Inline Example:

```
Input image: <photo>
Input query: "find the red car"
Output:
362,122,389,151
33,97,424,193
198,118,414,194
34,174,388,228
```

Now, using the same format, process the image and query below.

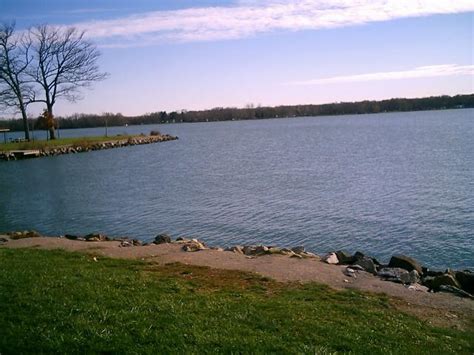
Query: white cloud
287,64,474,85
66,0,474,47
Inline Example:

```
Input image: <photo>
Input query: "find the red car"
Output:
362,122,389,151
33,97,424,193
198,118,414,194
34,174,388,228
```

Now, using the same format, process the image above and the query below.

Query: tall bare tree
0,22,35,140
28,25,108,139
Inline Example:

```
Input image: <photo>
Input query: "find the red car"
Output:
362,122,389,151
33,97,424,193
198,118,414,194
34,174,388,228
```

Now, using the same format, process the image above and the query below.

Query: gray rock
291,246,305,254
154,234,171,244
254,245,269,255
348,264,365,271
84,233,109,242
290,253,303,259
343,267,357,278
425,274,461,291
64,234,79,240
182,240,206,252
438,285,474,299
455,271,474,294
353,256,377,275
378,267,417,284
225,246,244,254
409,270,420,284
335,250,354,264
388,254,423,274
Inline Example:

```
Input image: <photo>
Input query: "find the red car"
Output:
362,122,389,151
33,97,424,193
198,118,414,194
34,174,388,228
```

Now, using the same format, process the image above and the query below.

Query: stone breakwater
3,230,473,299
0,134,177,161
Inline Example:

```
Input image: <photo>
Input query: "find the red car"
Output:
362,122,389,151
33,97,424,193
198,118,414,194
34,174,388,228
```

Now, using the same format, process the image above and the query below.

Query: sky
0,0,473,117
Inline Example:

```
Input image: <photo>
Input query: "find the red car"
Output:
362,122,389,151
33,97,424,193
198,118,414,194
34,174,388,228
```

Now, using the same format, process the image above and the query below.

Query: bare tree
0,22,35,140
28,25,108,139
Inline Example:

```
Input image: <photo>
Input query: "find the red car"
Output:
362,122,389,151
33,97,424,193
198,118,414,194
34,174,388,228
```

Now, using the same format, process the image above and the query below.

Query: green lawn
0,135,133,151
0,248,472,354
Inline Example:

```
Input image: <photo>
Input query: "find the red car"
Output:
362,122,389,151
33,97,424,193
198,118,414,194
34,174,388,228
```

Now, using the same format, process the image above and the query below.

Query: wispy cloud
286,64,474,85
66,0,474,47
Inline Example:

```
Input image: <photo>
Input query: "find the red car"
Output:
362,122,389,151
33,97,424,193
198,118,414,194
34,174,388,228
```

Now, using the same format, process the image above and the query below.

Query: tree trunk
19,101,30,141
47,104,56,140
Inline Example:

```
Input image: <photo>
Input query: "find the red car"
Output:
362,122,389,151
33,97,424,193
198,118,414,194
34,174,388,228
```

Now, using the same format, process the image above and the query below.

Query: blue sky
0,0,473,116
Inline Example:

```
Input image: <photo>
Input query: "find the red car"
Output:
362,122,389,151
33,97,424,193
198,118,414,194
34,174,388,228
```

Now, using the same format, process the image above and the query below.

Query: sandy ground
2,236,473,331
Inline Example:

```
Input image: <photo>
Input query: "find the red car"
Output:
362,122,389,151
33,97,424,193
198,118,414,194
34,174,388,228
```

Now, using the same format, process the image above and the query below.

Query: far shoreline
1,94,472,133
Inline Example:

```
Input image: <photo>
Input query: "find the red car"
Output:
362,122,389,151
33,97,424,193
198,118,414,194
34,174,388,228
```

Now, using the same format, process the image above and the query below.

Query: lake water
1,109,473,269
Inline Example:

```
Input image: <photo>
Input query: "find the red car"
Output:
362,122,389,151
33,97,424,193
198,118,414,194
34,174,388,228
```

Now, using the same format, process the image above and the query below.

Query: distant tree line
1,94,473,132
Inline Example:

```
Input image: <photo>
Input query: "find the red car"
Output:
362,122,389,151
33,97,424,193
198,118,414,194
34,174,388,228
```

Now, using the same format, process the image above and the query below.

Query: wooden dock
1,150,41,160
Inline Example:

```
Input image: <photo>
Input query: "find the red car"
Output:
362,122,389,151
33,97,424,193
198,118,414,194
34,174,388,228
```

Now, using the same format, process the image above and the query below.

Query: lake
1,109,473,269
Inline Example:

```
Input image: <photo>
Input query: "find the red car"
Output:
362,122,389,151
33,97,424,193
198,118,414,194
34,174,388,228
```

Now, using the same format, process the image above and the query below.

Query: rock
438,285,474,299
409,270,420,284
242,246,255,256
300,251,320,259
335,250,353,264
348,264,365,271
8,230,42,240
119,240,132,247
323,252,339,264
153,234,171,244
425,274,461,291
343,267,357,278
388,254,422,274
64,234,79,240
353,256,377,274
85,233,109,242
0,237,9,244
290,253,303,259
175,237,190,243
353,251,366,260
267,247,284,255
210,247,224,251
291,246,305,254
378,267,417,284
132,239,142,246
422,268,444,277
225,245,244,254
255,245,269,255
455,271,474,294
406,283,429,292
182,241,206,252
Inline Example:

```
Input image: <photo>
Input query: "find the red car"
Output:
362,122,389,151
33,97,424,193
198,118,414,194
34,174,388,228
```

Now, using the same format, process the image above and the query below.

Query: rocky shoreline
3,230,473,299
0,134,177,161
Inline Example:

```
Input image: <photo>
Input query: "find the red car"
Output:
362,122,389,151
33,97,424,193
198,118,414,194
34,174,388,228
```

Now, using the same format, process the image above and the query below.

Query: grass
0,135,134,151
0,248,472,354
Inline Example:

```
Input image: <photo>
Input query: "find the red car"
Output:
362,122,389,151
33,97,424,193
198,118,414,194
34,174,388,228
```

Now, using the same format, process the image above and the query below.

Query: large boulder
323,252,339,264
388,255,422,274
335,250,353,265
378,267,418,284
154,234,172,244
455,271,474,294
353,257,377,275
424,273,461,291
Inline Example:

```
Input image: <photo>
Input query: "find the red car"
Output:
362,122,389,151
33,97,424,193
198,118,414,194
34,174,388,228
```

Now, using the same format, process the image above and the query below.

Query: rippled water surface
1,109,473,269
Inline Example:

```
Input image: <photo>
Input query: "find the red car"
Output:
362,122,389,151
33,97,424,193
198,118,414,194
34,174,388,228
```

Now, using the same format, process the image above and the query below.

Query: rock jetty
2,230,473,299
0,134,177,161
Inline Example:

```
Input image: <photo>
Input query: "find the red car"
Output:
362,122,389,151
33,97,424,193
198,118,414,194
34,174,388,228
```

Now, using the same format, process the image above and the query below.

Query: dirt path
2,236,473,331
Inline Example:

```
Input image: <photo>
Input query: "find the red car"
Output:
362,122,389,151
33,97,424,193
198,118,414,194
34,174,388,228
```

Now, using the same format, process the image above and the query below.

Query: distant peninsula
1,94,473,132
